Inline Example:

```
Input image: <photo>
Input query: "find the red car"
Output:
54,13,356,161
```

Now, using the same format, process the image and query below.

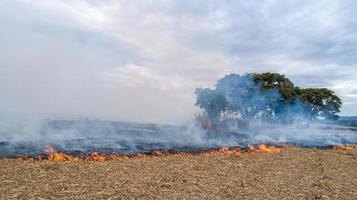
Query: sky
0,0,357,124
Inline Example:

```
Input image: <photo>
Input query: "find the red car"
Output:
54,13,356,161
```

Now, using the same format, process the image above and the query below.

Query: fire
17,144,357,161
204,147,243,156
248,144,281,153
15,144,357,161
45,146,132,161
186,144,281,156
43,145,77,161
18,144,283,161
332,145,357,151
17,144,283,161
39,145,185,161
48,152,76,161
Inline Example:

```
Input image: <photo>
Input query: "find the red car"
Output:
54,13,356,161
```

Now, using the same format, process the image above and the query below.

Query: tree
253,72,298,103
297,88,342,120
195,73,342,125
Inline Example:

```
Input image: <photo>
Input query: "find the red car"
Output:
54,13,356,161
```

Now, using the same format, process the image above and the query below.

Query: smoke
194,73,357,147
196,73,311,123
0,107,43,143
0,116,223,156
0,74,356,157
0,115,356,157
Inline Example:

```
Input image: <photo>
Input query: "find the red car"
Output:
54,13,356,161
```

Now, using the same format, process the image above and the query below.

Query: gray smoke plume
0,74,356,157
0,114,356,157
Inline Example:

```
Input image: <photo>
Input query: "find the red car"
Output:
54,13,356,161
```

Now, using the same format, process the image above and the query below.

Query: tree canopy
253,72,297,103
195,73,342,124
297,88,342,120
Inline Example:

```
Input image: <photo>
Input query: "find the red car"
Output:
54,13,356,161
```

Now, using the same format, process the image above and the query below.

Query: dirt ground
0,147,356,200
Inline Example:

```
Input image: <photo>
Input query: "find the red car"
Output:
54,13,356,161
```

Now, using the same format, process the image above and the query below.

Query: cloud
0,0,357,124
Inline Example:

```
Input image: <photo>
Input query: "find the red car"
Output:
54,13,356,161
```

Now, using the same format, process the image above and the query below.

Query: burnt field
1,147,356,199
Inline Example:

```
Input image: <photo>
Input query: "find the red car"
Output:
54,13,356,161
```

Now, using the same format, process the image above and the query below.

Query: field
0,147,356,200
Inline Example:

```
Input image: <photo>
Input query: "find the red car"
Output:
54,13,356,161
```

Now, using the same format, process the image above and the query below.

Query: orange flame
332,145,357,151
16,144,317,161
203,146,243,156
248,144,281,153
16,144,357,161
43,145,77,161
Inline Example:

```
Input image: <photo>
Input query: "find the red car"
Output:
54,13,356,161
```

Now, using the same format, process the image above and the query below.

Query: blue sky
0,0,357,123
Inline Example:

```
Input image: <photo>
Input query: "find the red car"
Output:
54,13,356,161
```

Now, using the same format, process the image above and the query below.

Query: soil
0,147,356,199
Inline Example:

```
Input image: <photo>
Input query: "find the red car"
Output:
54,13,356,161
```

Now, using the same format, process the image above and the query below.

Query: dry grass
0,147,356,199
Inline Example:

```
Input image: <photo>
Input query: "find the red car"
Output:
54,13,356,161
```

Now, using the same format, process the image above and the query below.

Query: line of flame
16,144,356,161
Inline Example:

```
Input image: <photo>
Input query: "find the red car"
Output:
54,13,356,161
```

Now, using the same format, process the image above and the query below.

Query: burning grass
13,144,357,162
332,145,357,151
17,144,283,161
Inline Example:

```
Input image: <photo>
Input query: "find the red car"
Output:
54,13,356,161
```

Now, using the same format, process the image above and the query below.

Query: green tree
195,72,342,123
253,72,299,103
297,88,342,120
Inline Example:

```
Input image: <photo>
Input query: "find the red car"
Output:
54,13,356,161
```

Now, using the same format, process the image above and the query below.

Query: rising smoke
195,73,356,146
0,74,356,156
